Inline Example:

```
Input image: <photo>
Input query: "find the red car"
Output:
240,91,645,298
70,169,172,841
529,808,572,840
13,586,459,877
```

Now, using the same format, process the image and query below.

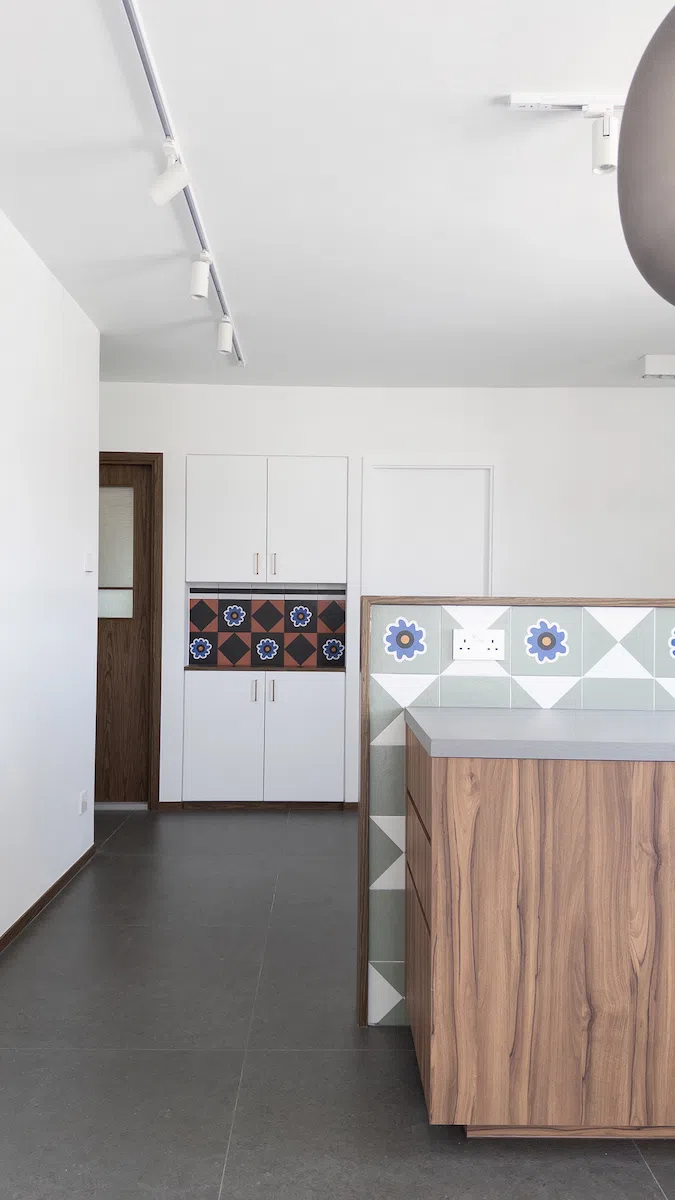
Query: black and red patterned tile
189,597,218,634
318,599,345,634
187,590,346,670
187,631,218,666
218,632,252,668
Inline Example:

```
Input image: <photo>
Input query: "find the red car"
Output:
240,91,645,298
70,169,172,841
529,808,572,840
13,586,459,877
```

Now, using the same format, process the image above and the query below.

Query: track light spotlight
217,316,233,355
150,138,189,206
592,112,618,174
190,253,212,300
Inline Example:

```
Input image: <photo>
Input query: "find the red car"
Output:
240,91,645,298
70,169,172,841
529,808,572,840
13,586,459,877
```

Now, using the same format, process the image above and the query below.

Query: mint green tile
369,821,403,886
440,676,510,707
372,959,406,995
655,680,675,710
621,611,654,676
369,890,405,962
370,604,441,674
582,679,654,710
655,608,675,677
441,606,511,674
376,997,409,1026
510,606,581,676
369,677,400,742
369,746,405,816
582,610,617,675
511,678,582,709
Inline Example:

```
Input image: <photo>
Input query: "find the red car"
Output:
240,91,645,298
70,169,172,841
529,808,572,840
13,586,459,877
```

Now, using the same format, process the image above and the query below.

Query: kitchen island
404,707,675,1138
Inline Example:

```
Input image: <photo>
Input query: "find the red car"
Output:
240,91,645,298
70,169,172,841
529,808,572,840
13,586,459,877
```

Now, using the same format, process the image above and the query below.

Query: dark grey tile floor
0,808,672,1198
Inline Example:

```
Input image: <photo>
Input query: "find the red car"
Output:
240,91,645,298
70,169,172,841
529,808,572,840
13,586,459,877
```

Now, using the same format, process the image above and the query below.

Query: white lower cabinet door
263,673,345,803
183,671,265,803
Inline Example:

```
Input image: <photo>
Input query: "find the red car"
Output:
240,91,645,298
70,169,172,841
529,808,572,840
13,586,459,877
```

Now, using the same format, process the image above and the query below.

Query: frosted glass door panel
98,589,133,618
99,487,134,586
361,466,490,596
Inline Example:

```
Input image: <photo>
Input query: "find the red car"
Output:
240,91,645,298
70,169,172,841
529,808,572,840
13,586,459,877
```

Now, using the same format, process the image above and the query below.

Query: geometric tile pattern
367,601,675,1025
187,593,345,670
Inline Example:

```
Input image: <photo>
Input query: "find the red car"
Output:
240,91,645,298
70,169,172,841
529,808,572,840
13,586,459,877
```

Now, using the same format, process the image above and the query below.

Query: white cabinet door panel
183,671,265,803
361,465,489,596
186,455,267,582
263,673,345,804
266,456,347,583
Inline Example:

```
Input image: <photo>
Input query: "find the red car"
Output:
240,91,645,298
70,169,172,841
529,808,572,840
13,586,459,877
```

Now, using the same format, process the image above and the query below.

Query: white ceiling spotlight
149,138,189,206
592,111,619,175
190,252,212,300
217,316,234,355
121,0,244,363
508,94,625,175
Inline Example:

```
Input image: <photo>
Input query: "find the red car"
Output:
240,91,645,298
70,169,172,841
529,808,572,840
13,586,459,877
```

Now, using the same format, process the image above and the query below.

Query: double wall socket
452,628,506,661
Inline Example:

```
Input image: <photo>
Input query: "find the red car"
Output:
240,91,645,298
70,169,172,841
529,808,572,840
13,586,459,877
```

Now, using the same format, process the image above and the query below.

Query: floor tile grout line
215,809,289,1200
633,1141,670,1200
95,813,134,853
0,817,132,964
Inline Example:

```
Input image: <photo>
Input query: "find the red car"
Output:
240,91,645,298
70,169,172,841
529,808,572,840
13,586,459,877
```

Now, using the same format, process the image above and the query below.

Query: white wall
0,211,99,938
100,383,675,805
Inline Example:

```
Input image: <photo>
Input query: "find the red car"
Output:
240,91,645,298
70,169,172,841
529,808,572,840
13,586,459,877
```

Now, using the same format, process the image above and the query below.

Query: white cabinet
266,456,348,583
183,671,345,804
263,673,345,804
361,465,490,596
186,455,267,582
183,671,265,803
185,455,347,583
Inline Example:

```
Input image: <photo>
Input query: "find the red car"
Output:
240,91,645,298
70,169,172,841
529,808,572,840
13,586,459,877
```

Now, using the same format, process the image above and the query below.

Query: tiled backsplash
187,589,346,670
366,601,675,1026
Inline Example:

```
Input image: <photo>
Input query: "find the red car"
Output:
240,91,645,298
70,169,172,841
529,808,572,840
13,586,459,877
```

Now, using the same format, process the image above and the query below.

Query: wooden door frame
99,452,163,811
357,594,675,1025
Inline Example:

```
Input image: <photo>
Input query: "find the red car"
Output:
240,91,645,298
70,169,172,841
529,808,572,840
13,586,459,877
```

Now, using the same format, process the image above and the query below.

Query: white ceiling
0,0,673,386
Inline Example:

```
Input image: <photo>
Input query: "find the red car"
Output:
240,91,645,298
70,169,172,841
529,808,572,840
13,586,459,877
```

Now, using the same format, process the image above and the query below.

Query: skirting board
183,801,357,811
466,1126,675,1139
0,845,95,956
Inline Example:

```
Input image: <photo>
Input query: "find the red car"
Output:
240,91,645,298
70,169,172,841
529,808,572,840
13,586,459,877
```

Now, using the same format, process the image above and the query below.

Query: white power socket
78,790,89,815
452,628,506,661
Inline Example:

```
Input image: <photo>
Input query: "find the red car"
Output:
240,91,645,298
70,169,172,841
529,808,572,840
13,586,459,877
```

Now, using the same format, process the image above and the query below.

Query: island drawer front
406,792,431,925
406,727,431,834
406,864,431,1107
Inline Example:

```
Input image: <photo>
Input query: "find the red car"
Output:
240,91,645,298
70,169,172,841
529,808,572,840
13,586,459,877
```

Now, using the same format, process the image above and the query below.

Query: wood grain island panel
405,731,675,1136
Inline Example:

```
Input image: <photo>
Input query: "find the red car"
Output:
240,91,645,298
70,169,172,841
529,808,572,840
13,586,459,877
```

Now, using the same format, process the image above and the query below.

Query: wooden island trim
405,726,675,1136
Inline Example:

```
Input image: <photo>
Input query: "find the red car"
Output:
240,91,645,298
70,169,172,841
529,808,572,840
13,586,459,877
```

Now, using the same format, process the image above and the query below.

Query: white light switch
452,628,506,661
84,552,95,573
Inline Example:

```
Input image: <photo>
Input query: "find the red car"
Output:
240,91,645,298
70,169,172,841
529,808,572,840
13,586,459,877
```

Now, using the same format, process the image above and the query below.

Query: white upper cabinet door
183,671,265,803
186,455,268,582
266,456,348,583
361,465,490,596
263,673,345,804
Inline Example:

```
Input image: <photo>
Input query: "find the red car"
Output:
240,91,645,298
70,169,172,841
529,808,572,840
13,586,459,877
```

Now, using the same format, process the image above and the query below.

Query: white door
266,456,348,583
263,673,345,803
183,671,265,802
186,455,268,582
361,465,490,595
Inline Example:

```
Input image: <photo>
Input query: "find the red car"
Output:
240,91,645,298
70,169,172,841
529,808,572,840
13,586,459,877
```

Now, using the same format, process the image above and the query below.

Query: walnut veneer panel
405,866,431,1105
421,756,675,1130
406,728,431,834
406,793,430,924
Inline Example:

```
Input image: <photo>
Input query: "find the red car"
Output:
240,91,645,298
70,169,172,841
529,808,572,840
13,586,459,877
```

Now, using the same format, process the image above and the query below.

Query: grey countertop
404,707,675,761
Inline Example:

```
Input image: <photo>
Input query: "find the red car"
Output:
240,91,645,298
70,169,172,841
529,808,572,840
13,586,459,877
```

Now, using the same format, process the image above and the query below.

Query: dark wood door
95,463,152,803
